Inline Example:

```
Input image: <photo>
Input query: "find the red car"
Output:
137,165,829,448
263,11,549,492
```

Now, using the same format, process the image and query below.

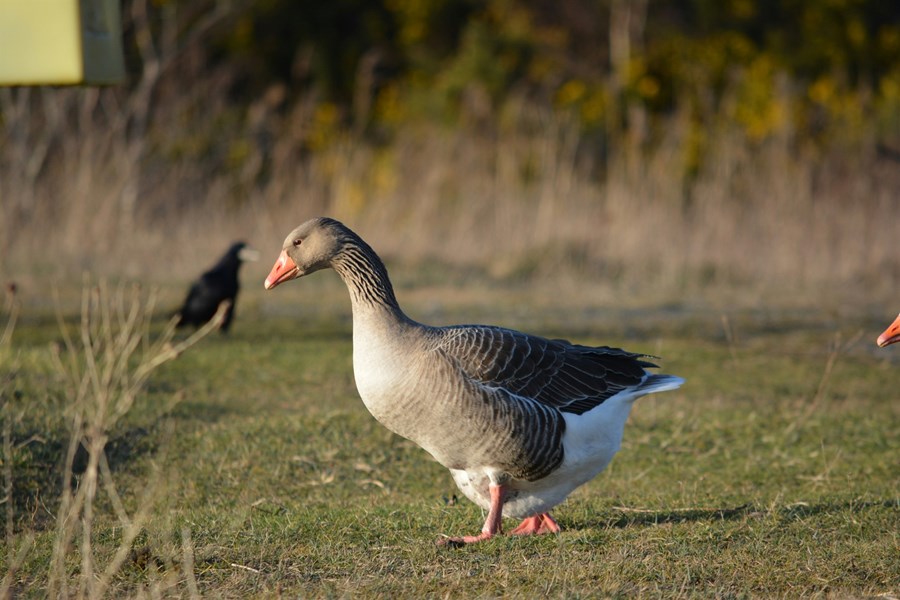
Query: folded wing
435,325,657,415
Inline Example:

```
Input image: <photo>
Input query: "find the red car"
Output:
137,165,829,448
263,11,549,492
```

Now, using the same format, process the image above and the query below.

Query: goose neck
332,240,402,315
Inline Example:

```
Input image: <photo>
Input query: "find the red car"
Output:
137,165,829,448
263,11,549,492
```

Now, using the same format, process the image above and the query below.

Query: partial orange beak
264,250,300,290
876,313,900,347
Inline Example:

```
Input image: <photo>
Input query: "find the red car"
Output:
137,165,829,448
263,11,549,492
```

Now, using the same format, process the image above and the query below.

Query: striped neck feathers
331,232,400,310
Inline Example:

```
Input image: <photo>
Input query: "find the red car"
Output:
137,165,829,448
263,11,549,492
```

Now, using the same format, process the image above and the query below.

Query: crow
176,242,258,333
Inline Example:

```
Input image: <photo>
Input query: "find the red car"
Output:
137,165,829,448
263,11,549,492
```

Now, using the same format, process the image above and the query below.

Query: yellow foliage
527,55,556,81
808,75,867,139
554,80,606,126
636,76,660,100
730,0,756,20
880,70,900,104
876,68,900,131
626,57,648,83
808,78,836,105
682,116,707,178
556,80,587,107
375,84,407,126
231,16,254,50
371,151,398,196
733,56,785,141
627,57,659,100
386,0,433,46
879,27,900,54
308,103,340,151
580,89,606,126
846,19,866,48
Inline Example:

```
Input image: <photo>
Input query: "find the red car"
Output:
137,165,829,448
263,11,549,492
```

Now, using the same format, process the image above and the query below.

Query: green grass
2,290,899,598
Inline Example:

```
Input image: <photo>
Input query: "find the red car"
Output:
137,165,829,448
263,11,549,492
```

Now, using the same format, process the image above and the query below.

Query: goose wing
434,325,656,415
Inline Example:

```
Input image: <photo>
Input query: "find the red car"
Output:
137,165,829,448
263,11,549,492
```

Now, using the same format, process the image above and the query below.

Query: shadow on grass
597,503,755,528
584,498,898,529
165,399,242,423
4,424,160,532
774,499,898,520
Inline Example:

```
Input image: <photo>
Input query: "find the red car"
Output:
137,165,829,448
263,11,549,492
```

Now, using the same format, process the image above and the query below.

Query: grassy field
3,7,899,596
1,277,899,598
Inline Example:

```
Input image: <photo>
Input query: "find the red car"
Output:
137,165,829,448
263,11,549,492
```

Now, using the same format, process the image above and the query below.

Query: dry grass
2,296,897,598
2,8,898,598
1,81,898,312
1,281,222,598
1,0,898,314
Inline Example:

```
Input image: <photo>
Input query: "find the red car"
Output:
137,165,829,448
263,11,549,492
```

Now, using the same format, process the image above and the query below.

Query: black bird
176,242,258,332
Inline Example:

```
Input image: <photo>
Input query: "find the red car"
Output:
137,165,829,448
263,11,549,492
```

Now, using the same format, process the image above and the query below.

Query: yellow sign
0,0,125,85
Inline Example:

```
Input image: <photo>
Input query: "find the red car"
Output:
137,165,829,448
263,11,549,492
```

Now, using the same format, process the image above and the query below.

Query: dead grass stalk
28,280,228,598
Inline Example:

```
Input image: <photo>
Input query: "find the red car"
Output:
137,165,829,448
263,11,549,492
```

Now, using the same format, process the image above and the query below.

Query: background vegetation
0,0,898,298
1,1,899,597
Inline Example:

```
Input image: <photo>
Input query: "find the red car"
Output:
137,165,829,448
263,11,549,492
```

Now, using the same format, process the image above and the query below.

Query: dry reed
0,280,226,598
0,2,897,306
1,86,897,306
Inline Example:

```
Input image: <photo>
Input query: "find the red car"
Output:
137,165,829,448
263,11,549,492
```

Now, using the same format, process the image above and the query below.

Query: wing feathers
437,325,662,416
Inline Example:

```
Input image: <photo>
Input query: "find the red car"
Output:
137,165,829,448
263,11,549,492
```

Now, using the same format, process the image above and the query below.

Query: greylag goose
877,313,900,347
264,217,685,545
176,241,258,333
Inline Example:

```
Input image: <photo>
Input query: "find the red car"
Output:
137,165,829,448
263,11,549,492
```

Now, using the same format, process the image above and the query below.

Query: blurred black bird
176,242,258,333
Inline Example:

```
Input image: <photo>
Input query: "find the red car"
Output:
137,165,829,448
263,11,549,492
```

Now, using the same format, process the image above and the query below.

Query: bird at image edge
877,313,900,347
264,217,685,545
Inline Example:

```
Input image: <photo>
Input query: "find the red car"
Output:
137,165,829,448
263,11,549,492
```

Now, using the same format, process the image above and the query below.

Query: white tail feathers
637,374,685,396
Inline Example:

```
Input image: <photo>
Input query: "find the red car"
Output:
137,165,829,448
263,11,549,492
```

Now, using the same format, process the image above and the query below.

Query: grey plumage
265,217,684,543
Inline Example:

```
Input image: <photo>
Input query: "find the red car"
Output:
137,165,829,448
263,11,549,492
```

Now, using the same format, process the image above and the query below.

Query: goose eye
293,239,302,247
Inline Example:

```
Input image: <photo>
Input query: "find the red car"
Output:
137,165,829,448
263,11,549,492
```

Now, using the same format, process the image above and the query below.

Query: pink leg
438,484,505,546
509,512,561,536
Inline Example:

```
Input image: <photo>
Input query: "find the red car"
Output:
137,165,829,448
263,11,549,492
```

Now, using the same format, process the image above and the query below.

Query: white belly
450,393,635,519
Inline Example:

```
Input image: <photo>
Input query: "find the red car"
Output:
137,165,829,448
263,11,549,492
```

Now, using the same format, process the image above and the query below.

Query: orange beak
876,313,900,348
264,250,300,290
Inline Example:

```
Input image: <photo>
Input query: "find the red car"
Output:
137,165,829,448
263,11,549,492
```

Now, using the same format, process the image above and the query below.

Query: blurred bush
195,0,900,148
2,0,899,293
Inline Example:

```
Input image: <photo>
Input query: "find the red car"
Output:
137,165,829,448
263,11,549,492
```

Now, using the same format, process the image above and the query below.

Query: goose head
264,217,346,290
